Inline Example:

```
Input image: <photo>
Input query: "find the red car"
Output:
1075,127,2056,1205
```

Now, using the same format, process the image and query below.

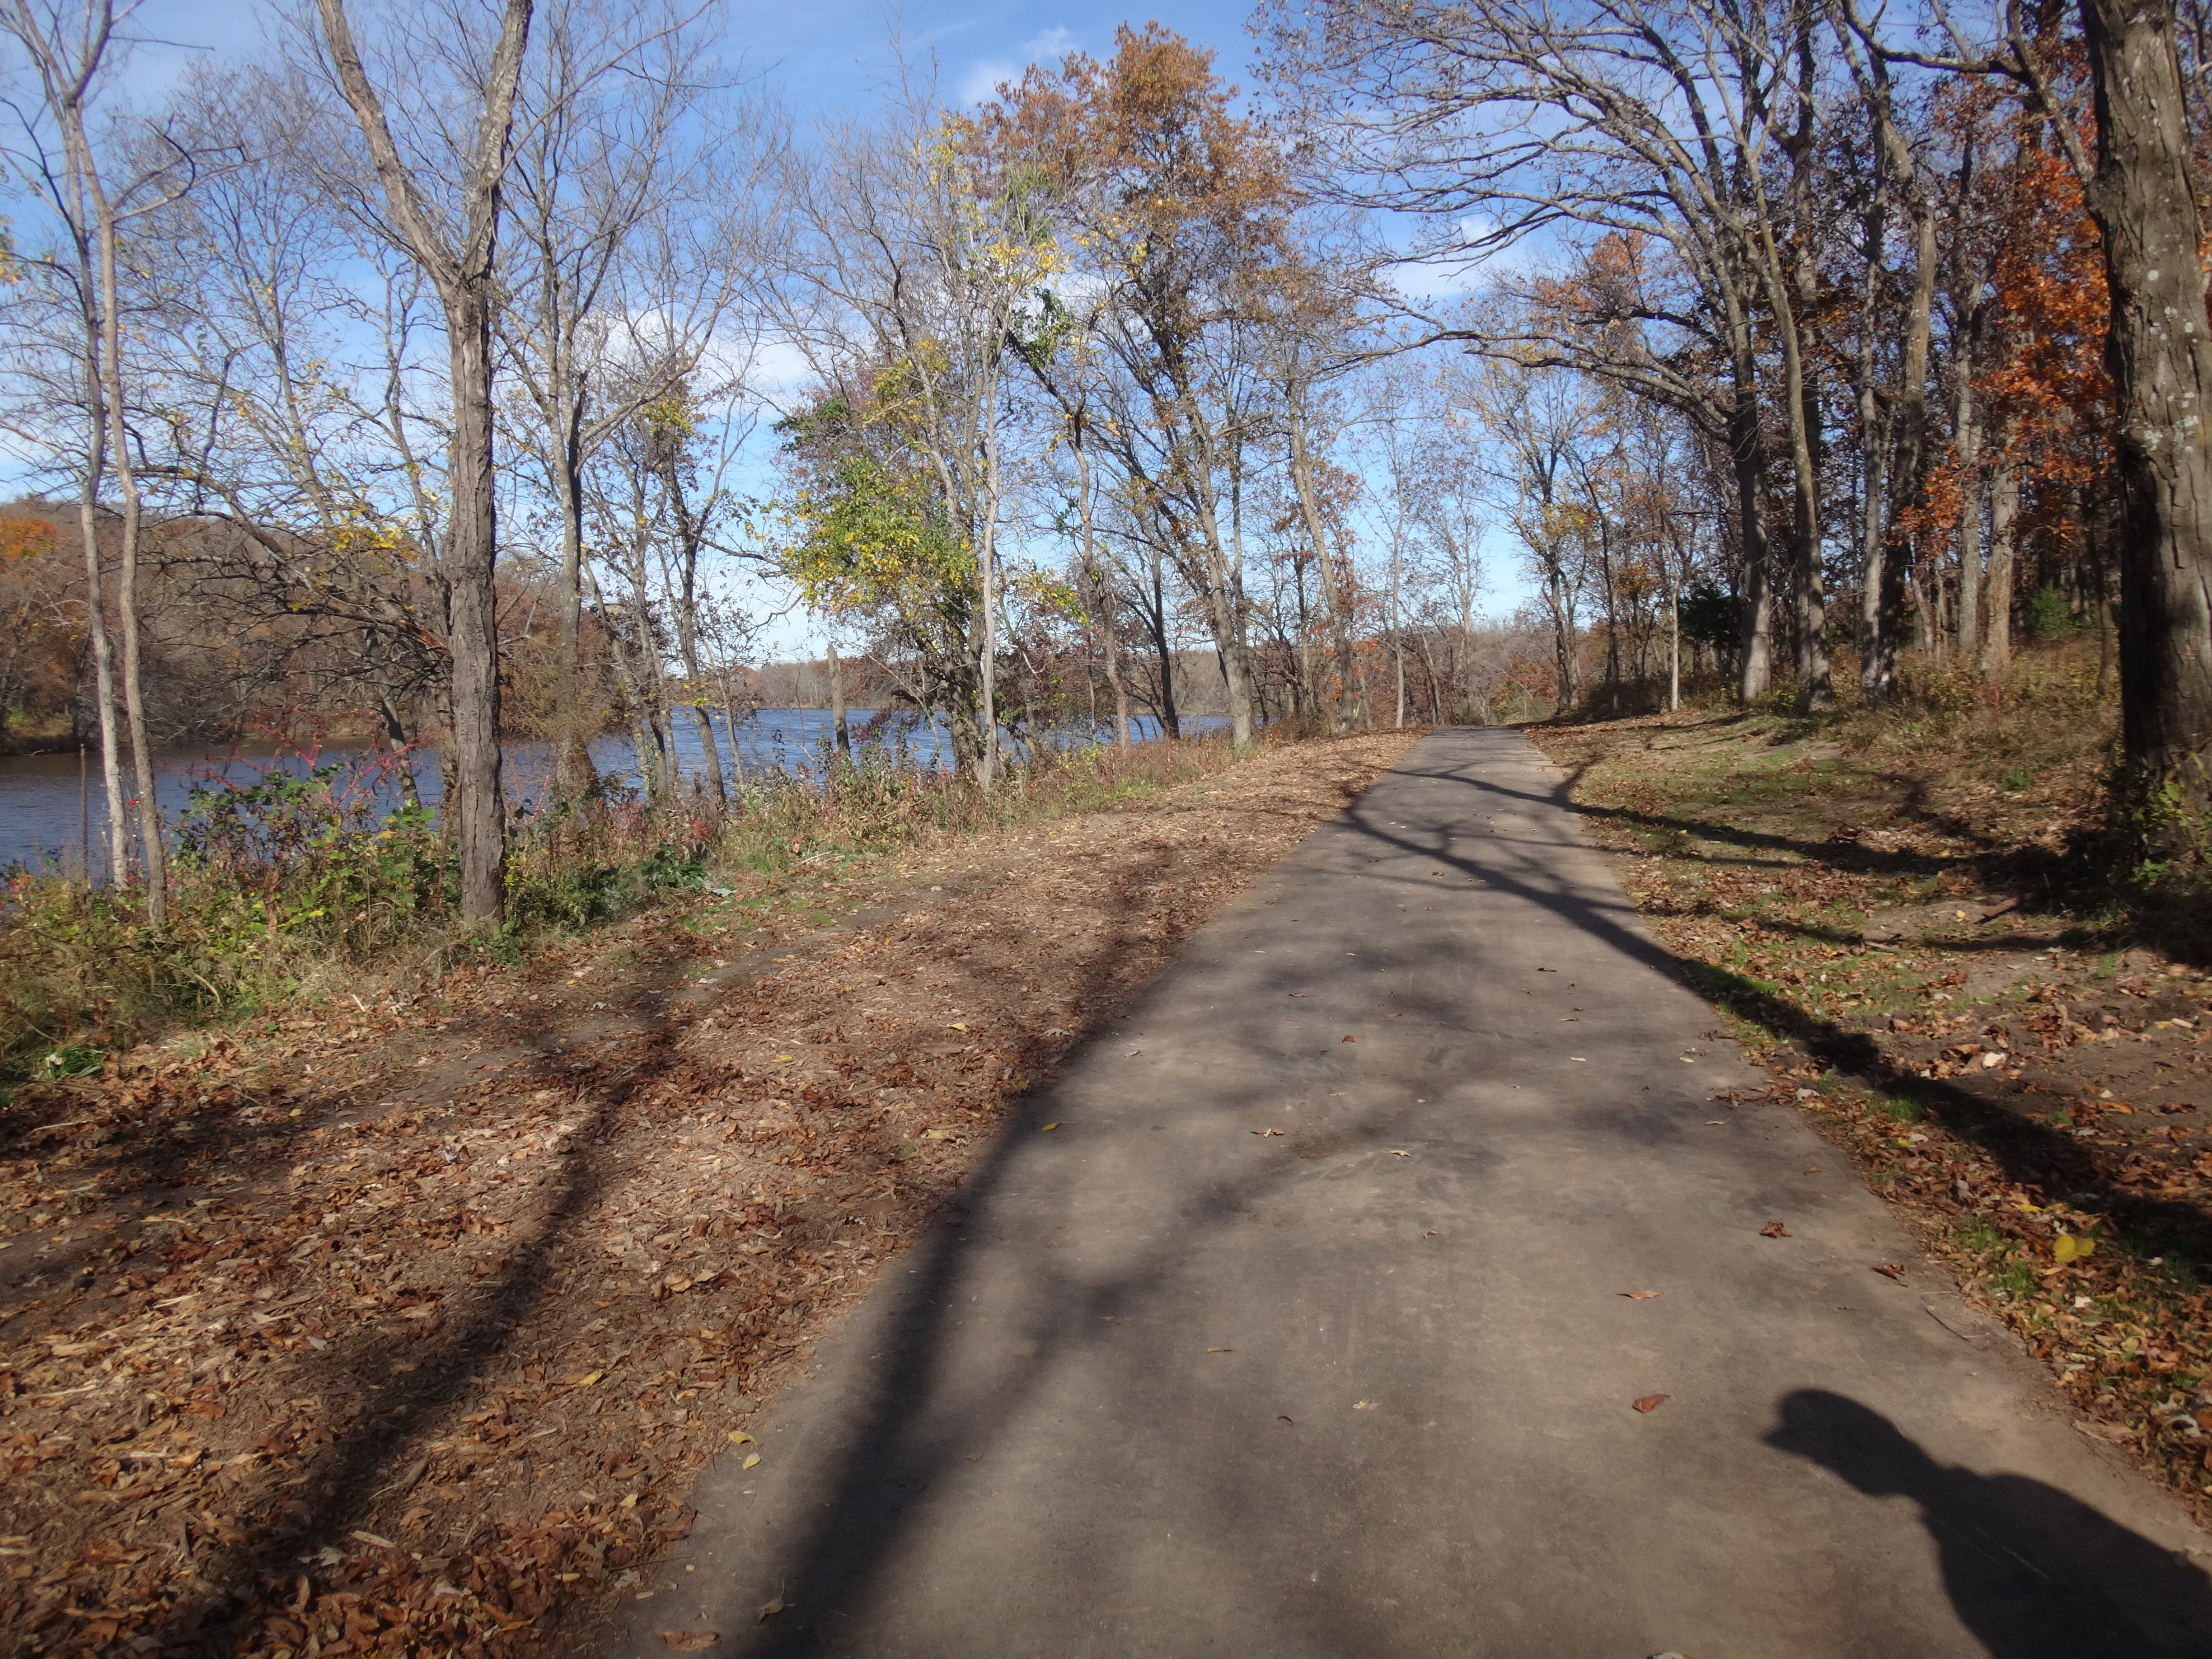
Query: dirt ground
0,730,1421,1658
1529,708,2212,1526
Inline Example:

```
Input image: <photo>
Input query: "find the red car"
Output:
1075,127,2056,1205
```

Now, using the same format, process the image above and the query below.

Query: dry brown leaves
1530,710,2212,1525
0,731,1418,1657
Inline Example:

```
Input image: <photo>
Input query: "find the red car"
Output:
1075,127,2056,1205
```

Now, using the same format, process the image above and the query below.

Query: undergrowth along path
598,727,2211,1659
1531,706,2212,1520
0,732,1416,1658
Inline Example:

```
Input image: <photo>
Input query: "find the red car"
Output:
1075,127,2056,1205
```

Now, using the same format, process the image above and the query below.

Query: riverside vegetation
1530,637,2212,1523
0,735,1237,1090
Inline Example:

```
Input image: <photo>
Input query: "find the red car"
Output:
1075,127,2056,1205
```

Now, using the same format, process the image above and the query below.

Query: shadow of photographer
1768,1390,2212,1657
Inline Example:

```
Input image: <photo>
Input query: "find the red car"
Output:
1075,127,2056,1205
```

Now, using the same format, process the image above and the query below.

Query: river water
0,708,1214,877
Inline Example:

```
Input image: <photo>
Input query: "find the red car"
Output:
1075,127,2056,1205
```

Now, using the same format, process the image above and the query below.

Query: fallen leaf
1760,1221,1790,1238
1206,1346,1234,1353
1621,1290,1661,1300
759,1600,788,1622
2054,1233,2097,1262
350,1530,396,1549
1251,1127,1284,1136
741,1453,762,1470
576,1371,604,1388
1353,1399,1376,1410
1341,1035,1356,1043
1040,1121,1059,1132
656,1634,720,1651
1388,1148,1411,1157
947,1023,969,1032
1873,1263,1906,1281
1277,1414,1294,1424
727,1431,756,1447
1632,1394,1670,1414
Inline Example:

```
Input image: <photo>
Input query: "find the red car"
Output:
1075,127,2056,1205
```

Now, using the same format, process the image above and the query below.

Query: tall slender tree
310,0,534,923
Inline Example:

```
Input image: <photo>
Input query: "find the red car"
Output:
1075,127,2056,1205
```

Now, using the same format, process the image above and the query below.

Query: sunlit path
593,729,2212,1659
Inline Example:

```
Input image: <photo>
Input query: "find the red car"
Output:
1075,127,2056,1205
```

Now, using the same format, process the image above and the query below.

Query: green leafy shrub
2025,586,2081,640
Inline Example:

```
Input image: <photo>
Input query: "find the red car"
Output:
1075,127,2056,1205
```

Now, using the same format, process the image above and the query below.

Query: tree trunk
1780,326,1828,708
1390,520,1406,729
1783,0,1831,711
444,289,509,919
829,639,850,754
2078,0,2212,829
1547,561,1578,713
975,499,1001,786
552,425,600,798
74,411,127,888
1144,547,1179,740
1982,445,2019,673
1954,354,1984,662
90,181,165,922
1855,223,1892,702
1070,424,1131,745
1729,366,1774,701
374,678,422,810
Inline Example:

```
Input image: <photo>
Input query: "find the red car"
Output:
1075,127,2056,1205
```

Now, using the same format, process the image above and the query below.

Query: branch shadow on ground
1367,747,2212,1281
683,731,2205,1659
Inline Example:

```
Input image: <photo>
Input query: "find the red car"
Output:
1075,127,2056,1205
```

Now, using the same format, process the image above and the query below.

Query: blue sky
741,3,1267,115
123,3,1270,120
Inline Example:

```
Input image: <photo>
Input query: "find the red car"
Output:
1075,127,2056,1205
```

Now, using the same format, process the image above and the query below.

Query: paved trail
599,729,2212,1658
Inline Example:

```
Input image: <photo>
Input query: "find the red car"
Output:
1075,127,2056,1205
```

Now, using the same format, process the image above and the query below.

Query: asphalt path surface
596,727,2212,1658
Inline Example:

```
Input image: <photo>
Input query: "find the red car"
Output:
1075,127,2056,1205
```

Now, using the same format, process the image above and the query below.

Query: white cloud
741,337,817,403
955,26,1078,109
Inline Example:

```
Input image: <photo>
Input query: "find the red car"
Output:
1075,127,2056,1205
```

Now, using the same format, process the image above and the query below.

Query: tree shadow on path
1768,1390,2212,1658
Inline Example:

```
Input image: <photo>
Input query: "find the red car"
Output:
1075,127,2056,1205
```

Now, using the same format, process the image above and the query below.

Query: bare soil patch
0,731,1420,1657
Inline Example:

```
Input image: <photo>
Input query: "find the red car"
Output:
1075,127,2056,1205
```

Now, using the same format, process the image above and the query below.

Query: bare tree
0,0,218,911
307,0,534,924
775,64,1054,778
496,0,763,795
1260,0,1847,706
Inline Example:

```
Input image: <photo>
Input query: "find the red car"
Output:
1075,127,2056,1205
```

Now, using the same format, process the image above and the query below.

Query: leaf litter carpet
0,731,1419,1657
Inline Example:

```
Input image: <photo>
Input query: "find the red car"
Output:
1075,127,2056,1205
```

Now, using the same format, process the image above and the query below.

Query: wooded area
3,0,2209,925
